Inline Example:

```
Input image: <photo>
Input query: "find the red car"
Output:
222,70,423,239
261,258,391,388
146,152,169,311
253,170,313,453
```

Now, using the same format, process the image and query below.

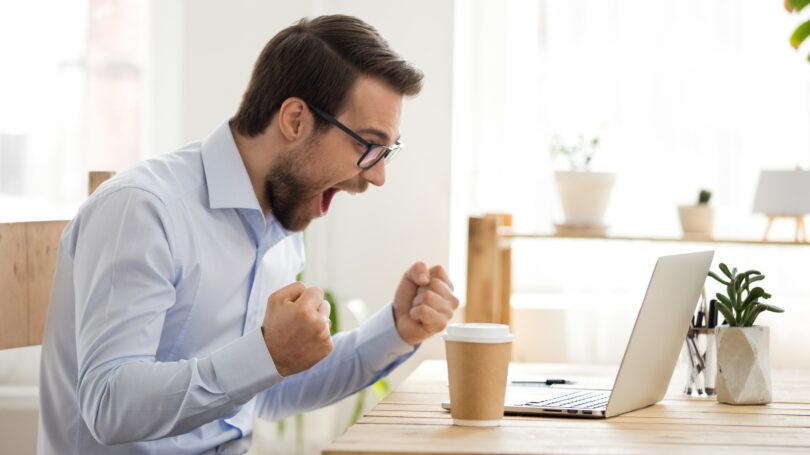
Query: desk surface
323,360,810,454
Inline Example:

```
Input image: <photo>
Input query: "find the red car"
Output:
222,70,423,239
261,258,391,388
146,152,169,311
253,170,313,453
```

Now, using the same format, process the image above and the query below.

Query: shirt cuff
356,304,416,372
209,328,284,404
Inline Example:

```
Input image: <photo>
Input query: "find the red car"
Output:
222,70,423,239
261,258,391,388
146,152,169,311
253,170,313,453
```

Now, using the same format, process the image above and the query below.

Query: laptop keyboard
519,390,610,410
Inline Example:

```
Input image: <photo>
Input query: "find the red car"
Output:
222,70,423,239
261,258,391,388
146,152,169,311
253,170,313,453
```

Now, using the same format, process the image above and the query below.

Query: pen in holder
683,299,718,396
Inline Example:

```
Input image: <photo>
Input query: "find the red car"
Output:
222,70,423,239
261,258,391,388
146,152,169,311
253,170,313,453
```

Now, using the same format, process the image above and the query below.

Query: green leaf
371,379,391,400
743,270,762,276
742,304,767,327
715,293,733,309
708,271,729,285
747,275,765,285
324,290,340,335
791,19,810,49
715,298,737,326
789,0,810,13
743,287,768,307
719,263,732,279
731,267,738,278
764,304,785,313
726,281,738,310
735,275,745,304
351,390,367,425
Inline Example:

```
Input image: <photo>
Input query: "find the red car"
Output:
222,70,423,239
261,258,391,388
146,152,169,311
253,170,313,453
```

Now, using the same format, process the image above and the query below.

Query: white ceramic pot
678,205,714,239
715,326,772,405
554,171,616,228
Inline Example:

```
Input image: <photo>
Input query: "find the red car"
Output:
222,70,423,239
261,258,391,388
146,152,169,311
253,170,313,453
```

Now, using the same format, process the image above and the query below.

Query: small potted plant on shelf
678,189,714,239
550,134,616,234
707,263,784,405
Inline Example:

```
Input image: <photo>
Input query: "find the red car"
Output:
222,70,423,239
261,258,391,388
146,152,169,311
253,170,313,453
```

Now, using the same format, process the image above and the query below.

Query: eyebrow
356,127,401,145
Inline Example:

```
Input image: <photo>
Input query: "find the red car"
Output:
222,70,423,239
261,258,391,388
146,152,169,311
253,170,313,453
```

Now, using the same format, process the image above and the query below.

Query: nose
362,158,386,187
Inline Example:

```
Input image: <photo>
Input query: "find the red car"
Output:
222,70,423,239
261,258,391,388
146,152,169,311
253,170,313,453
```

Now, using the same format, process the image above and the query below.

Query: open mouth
319,187,339,216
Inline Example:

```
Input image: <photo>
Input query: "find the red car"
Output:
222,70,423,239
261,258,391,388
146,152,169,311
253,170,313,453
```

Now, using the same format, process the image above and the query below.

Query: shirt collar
201,120,263,212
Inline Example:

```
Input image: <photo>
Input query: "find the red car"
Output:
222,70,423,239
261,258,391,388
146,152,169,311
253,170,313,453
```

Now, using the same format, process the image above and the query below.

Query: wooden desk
323,360,810,454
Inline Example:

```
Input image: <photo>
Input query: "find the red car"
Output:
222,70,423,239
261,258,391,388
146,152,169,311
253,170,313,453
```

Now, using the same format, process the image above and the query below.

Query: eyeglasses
307,103,403,170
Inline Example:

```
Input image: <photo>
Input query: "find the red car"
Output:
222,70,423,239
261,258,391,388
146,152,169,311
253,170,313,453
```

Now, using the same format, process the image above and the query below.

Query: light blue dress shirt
37,121,416,454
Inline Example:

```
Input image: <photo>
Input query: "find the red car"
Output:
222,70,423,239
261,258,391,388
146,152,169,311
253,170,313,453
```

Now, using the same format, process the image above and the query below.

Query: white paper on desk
752,170,810,216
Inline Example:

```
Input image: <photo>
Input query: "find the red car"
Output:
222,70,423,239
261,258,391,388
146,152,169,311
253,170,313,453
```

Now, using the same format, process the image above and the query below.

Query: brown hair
232,14,423,137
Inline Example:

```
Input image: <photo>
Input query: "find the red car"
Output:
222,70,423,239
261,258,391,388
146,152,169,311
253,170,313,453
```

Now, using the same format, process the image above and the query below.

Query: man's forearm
252,304,416,421
77,329,281,445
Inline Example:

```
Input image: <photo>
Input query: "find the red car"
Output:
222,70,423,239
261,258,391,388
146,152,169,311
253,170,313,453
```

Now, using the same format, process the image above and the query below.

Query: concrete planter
715,326,772,405
554,171,616,228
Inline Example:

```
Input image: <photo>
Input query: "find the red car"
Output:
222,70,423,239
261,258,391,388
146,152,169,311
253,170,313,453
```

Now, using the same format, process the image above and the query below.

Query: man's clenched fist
393,262,459,346
262,282,333,377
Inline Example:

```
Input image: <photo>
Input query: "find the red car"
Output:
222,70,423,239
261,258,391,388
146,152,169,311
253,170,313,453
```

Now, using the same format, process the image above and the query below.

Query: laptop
442,251,714,419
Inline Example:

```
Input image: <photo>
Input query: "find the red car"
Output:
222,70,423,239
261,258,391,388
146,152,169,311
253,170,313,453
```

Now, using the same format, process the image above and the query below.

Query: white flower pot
554,171,616,228
678,205,714,239
715,326,772,405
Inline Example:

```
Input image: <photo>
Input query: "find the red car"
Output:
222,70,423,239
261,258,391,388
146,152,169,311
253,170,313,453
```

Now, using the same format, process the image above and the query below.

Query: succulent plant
550,134,600,171
698,189,712,205
708,263,784,327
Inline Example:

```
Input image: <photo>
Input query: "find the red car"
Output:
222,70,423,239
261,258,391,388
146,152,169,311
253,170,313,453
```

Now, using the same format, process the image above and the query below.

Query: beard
263,141,372,231
263,148,323,232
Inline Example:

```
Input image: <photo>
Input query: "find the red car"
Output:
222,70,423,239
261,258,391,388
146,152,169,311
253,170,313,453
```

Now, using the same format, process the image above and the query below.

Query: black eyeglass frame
307,103,402,170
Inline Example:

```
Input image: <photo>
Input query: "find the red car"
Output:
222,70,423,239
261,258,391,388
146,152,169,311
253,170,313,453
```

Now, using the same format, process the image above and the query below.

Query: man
38,15,458,454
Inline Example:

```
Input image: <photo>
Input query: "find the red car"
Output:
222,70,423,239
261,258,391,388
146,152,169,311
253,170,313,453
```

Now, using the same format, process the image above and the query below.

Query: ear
277,97,311,142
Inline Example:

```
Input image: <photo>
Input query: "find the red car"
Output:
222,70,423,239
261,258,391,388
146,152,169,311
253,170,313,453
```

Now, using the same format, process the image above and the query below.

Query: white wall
147,0,457,378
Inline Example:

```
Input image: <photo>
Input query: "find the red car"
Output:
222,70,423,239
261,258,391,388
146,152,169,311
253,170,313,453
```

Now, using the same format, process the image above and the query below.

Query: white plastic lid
442,323,514,343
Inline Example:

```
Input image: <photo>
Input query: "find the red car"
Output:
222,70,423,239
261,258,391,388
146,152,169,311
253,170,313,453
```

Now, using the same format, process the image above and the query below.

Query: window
0,0,147,221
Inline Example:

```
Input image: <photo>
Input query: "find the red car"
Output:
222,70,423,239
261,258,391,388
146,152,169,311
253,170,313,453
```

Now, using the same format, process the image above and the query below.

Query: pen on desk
705,299,718,395
684,339,697,395
510,379,577,386
687,335,704,395
692,310,709,395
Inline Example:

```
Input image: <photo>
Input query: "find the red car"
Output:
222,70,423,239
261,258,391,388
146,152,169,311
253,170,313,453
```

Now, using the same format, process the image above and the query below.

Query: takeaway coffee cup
443,323,514,426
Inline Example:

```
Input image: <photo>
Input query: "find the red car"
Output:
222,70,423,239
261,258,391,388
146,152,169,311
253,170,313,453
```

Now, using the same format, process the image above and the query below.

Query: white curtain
455,0,810,235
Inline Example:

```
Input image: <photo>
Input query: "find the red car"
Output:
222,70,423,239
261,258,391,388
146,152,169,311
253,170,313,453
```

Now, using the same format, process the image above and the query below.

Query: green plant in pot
550,134,615,232
708,264,784,405
678,189,714,240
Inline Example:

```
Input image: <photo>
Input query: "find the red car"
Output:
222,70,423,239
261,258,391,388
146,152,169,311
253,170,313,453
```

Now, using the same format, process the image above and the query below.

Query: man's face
264,76,403,231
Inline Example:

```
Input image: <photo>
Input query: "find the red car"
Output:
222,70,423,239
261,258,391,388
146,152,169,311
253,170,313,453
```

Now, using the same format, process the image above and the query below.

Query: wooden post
0,220,66,348
0,223,29,349
88,171,116,195
26,221,68,345
465,216,502,323
487,213,512,326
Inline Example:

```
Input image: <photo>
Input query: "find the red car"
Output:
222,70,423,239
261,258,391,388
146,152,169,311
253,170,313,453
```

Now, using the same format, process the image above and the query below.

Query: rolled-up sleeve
73,188,282,445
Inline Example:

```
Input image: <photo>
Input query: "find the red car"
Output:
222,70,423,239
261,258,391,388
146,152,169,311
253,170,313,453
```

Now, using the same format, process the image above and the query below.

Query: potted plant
678,189,714,239
550,134,616,233
707,263,785,405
